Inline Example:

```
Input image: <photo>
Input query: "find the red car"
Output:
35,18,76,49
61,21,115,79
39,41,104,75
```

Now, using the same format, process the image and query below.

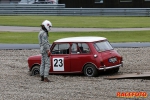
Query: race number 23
53,58,64,71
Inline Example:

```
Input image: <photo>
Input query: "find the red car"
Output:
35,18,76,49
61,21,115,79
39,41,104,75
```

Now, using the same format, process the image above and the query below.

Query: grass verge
0,16,150,28
0,31,150,44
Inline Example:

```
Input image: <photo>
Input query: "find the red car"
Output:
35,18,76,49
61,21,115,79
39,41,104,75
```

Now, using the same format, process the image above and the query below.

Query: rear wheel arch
31,64,40,70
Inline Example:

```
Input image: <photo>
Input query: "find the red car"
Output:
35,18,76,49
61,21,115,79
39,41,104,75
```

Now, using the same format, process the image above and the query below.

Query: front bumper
98,62,123,71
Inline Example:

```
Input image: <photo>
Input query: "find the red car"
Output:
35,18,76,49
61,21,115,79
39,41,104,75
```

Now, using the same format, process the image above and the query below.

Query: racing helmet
42,20,52,31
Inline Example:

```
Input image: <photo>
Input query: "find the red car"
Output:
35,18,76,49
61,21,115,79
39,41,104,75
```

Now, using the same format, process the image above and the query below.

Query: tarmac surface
1,26,150,32
0,26,150,49
0,43,150,50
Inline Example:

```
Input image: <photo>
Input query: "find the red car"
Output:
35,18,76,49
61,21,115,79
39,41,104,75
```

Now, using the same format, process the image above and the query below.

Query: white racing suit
38,30,50,78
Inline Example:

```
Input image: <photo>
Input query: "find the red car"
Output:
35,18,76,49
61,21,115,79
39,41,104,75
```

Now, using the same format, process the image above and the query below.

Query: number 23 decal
54,59,63,67
53,58,64,71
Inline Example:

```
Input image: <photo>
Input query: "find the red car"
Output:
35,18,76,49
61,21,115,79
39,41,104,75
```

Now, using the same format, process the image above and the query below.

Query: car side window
71,43,78,54
77,43,90,54
51,43,70,54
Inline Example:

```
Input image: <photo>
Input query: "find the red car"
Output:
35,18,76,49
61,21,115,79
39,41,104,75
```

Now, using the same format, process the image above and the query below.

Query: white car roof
54,36,107,42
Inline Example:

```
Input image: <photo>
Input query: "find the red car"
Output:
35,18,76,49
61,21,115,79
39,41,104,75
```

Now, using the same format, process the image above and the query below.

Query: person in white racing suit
38,20,52,82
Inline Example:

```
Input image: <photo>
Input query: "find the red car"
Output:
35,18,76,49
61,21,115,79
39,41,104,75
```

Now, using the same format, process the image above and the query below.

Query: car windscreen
94,41,113,52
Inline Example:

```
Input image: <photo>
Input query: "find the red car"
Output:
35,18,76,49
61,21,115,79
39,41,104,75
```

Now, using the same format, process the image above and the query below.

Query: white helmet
42,20,52,31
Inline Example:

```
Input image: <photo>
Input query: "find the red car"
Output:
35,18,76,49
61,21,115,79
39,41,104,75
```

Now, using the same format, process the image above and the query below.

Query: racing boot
41,76,44,81
44,77,50,82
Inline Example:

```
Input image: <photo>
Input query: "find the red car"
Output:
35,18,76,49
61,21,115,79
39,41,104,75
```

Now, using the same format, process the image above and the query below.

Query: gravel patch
0,48,150,100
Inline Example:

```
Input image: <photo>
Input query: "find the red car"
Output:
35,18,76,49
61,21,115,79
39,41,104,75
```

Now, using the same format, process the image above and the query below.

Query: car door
50,43,71,73
70,43,92,72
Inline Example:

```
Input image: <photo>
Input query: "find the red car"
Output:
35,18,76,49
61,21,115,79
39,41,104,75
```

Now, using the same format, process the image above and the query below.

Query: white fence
0,4,150,16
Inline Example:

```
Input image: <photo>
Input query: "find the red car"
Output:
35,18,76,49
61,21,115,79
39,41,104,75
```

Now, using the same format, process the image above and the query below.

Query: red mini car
28,36,123,77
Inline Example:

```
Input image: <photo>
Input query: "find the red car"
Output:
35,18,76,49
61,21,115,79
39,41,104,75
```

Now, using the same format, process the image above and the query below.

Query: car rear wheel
31,65,40,76
84,64,98,77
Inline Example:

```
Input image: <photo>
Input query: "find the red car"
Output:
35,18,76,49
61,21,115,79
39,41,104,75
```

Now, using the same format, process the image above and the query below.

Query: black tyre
113,67,119,73
83,64,98,77
30,65,40,76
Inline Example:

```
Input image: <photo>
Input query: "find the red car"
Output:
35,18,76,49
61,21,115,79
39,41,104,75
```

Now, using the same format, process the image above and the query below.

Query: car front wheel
30,65,40,76
113,67,119,73
83,64,98,77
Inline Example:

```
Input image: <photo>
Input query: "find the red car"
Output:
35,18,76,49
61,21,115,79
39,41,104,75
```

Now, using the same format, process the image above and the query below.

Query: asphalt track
1,26,150,32
0,43,150,50
0,26,150,49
